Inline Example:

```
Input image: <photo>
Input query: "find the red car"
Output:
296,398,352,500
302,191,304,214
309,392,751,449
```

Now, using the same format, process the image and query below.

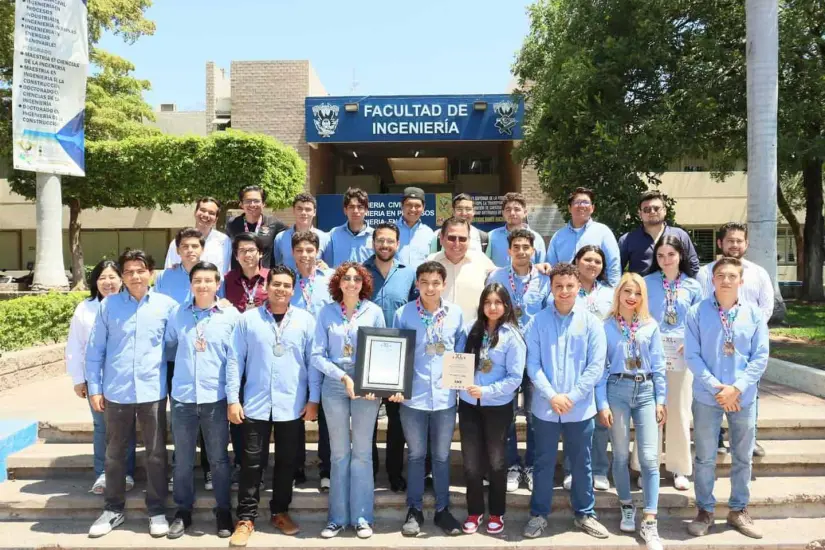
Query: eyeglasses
446,235,469,243
642,205,663,214
572,200,592,207
342,276,363,283
242,199,262,206
374,238,397,245
237,248,259,256
454,207,473,214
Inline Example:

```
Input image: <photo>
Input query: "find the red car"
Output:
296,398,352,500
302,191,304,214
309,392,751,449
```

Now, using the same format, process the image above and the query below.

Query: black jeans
372,399,406,478
237,416,302,521
458,399,512,516
229,380,270,472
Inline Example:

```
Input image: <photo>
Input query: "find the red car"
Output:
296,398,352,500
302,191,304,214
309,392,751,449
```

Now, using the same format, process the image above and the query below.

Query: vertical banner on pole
12,0,89,177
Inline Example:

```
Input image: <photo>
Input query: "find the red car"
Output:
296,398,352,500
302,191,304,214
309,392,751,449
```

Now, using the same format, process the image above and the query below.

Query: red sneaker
462,514,483,534
486,515,504,534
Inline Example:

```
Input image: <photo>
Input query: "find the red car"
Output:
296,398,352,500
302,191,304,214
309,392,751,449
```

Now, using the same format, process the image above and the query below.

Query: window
687,228,716,264
777,227,798,265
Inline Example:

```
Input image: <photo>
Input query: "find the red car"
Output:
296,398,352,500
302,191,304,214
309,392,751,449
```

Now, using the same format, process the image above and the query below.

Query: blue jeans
506,377,534,468
322,376,380,526
530,415,595,518
399,406,456,512
563,424,610,478
90,398,135,478
607,378,660,514
170,398,231,512
693,400,756,513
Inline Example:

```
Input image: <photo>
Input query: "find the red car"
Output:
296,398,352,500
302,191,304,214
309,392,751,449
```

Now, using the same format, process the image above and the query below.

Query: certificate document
365,337,404,386
440,352,475,390
662,335,686,372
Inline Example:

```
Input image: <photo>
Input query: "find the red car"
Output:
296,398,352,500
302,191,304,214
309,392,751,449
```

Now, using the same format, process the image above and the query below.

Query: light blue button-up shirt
486,226,546,268
397,217,435,269
685,298,769,408
226,305,321,421
363,255,417,327
644,272,702,338
164,302,241,404
322,223,374,267
290,268,333,317
485,266,551,328
273,226,330,271
525,302,606,423
456,323,526,406
574,282,614,320
393,299,464,412
596,317,667,411
86,290,178,404
154,264,193,304
546,220,621,286
311,300,386,381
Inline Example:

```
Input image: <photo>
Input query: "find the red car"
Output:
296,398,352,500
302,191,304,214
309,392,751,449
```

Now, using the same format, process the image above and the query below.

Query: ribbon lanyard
241,277,261,306
508,265,534,319
299,273,316,308
416,298,446,354
662,273,681,325
714,297,739,355
243,217,262,234
265,305,293,356
578,281,599,313
479,331,494,373
340,300,362,357
617,314,641,369
191,305,216,352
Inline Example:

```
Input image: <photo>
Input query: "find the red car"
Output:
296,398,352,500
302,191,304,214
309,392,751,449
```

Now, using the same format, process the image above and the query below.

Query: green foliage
0,292,87,353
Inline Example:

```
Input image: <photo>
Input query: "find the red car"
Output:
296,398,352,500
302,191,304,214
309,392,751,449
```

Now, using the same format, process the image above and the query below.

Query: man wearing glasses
618,190,700,277
226,185,287,271
545,187,621,286
323,187,375,267
429,193,489,254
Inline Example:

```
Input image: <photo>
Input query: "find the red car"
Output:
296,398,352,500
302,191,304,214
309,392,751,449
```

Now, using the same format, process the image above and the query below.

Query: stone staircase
1,375,824,549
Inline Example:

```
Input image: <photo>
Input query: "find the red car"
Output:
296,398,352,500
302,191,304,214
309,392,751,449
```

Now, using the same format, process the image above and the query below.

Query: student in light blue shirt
522,262,608,541
164,262,239,540
273,193,330,271
486,192,546,268
684,257,769,540
396,187,435,269
455,283,526,535
595,273,667,547
154,228,205,305
485,228,550,492
322,187,374,267
86,250,178,539
392,261,464,537
226,266,321,540
545,187,621,286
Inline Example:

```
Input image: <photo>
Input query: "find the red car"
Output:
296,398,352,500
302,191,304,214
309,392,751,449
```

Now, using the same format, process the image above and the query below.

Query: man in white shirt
165,197,232,275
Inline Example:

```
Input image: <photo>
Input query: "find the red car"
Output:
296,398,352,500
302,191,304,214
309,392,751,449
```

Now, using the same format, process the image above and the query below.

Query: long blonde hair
607,272,652,322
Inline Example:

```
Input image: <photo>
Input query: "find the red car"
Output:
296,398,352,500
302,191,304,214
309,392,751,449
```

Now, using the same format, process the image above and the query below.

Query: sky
98,0,535,111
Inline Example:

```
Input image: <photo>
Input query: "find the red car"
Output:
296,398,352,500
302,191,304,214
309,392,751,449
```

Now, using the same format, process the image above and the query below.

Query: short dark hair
291,230,319,250
232,232,263,257
328,262,374,303
452,193,474,207
373,222,400,240
239,185,267,203
548,261,579,282
195,197,221,211
638,190,665,208
440,216,470,235
118,249,155,272
502,192,527,211
712,256,744,275
189,261,221,283
267,264,296,286
416,261,448,282
718,222,748,241
343,187,369,209
292,192,317,208
175,227,205,248
567,187,595,205
507,228,535,247
573,245,608,284
88,259,121,302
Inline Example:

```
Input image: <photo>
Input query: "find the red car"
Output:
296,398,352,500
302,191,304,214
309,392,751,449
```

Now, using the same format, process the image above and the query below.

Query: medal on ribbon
340,301,362,359
417,298,446,356
480,332,493,373
617,314,641,370
508,265,533,323
242,277,261,307
299,273,315,310
192,306,216,353
266,305,292,357
578,282,600,314
662,274,680,326
714,297,739,356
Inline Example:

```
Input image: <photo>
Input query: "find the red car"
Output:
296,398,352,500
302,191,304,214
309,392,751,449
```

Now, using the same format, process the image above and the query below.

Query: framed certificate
354,327,416,398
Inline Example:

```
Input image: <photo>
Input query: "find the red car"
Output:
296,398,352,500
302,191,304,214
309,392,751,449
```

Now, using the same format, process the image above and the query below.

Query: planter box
0,343,66,392
765,357,825,399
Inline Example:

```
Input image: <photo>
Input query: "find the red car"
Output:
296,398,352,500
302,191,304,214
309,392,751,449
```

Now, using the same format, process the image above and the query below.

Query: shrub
0,292,88,354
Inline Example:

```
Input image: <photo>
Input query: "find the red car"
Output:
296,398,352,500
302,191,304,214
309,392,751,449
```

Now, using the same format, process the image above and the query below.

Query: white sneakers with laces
620,504,637,532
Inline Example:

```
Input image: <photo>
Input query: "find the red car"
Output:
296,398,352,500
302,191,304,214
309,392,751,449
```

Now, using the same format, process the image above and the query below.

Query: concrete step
2,475,824,521
2,517,825,549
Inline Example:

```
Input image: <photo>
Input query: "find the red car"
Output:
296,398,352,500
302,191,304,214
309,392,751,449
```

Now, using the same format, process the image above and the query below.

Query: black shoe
167,511,191,539
753,442,766,457
293,468,307,486
389,474,407,493
216,508,234,538
401,507,424,537
434,508,462,536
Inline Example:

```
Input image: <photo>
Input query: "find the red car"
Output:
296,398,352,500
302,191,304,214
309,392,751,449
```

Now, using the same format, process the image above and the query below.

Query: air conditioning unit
159,103,177,112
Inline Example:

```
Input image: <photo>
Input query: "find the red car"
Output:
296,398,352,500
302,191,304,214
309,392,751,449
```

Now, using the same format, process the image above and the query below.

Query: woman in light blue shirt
641,236,702,492
596,273,667,550
456,283,526,535
311,262,386,540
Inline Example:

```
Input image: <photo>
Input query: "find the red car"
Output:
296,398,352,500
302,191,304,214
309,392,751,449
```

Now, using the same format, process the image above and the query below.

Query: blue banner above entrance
306,94,523,143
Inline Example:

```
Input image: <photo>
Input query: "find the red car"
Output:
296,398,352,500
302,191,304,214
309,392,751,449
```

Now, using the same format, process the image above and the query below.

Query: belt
610,373,653,383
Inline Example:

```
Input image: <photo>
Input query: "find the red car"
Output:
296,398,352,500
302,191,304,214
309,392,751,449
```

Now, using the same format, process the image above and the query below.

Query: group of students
65,184,772,549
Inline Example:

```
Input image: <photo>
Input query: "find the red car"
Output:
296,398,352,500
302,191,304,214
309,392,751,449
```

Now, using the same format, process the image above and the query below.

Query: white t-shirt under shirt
165,228,232,275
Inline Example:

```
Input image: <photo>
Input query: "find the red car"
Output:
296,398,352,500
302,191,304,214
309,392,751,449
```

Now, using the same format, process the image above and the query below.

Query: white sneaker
355,518,373,539
523,467,534,492
673,473,690,491
204,471,213,491
320,522,344,539
89,510,124,537
620,504,636,533
593,475,610,491
320,476,331,492
167,477,174,492
90,473,106,495
640,519,664,550
563,474,572,491
125,475,135,492
506,466,521,492
149,515,169,537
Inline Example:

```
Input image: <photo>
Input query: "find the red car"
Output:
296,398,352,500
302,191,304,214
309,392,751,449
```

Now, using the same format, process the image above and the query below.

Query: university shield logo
312,103,340,138
493,100,518,136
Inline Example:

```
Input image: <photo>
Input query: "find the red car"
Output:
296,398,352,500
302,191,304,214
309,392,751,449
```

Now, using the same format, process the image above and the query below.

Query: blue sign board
306,94,523,143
